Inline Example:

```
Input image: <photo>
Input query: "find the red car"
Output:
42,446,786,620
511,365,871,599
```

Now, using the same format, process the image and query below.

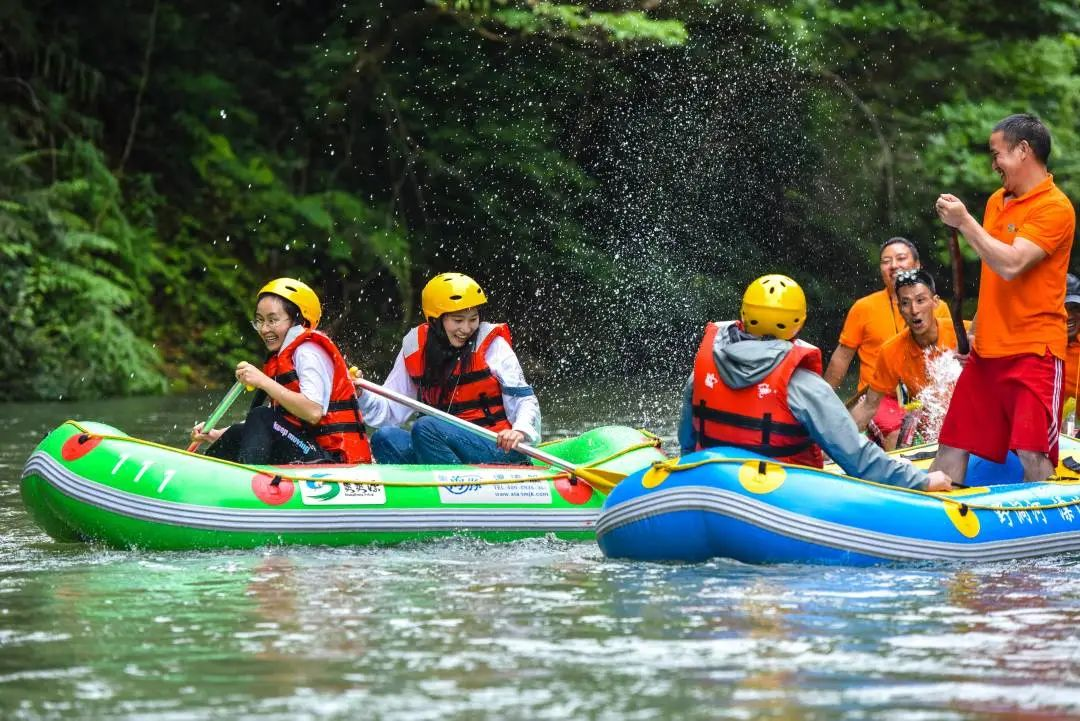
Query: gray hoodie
678,321,928,490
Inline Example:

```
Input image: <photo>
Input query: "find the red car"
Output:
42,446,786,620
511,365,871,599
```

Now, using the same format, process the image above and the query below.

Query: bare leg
1016,450,1053,482
930,444,970,485
883,428,900,451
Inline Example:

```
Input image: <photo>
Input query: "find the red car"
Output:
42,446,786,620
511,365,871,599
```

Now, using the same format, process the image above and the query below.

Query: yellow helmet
740,274,806,340
421,273,488,321
257,277,322,329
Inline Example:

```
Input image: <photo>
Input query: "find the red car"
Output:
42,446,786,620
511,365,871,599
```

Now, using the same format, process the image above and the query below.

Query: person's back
687,318,825,468
679,274,952,492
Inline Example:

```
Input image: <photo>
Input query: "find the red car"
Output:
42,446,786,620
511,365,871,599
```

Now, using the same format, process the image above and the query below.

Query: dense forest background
2,1,1078,401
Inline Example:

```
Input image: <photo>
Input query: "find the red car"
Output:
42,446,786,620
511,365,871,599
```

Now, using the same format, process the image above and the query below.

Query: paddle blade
575,466,627,494
948,229,970,355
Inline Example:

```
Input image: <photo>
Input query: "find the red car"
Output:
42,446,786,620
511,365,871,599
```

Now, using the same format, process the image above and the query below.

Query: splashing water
913,348,962,443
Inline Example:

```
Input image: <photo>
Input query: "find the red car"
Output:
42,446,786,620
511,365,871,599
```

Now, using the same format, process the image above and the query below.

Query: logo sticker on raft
298,480,387,505
436,469,553,504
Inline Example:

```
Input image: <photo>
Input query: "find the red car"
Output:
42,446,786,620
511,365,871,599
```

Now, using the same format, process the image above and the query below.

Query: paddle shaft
187,381,246,452
948,228,971,355
355,377,575,473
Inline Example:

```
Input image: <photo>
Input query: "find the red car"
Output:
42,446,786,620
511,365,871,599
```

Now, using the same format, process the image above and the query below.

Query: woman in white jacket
355,273,541,465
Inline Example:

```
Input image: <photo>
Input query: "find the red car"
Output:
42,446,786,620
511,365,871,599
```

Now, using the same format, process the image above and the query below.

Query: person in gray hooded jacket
677,274,953,492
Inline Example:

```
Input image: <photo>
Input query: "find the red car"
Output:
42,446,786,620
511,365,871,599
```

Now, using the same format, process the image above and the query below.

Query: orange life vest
402,322,513,432
690,322,825,468
263,329,372,464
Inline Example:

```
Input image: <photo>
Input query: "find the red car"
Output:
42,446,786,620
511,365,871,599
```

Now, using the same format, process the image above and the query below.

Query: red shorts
939,351,1063,464
869,394,905,436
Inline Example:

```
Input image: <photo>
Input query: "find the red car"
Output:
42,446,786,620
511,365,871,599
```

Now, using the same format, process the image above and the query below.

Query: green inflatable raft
21,420,666,550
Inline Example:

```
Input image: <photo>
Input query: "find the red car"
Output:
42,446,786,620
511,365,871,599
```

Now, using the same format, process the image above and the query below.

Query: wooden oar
948,228,971,355
187,381,249,453
353,376,625,492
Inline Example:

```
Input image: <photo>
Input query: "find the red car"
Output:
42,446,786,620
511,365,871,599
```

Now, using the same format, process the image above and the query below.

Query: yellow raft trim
642,454,1080,514
944,503,981,538
737,460,787,494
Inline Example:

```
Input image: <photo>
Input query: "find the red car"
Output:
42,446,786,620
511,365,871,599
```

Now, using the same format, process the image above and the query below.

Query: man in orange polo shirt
933,113,1076,483
852,269,959,448
824,238,951,444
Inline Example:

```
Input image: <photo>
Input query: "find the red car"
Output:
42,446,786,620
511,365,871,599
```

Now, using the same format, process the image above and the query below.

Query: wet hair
879,236,920,262
257,292,307,327
893,268,936,294
420,317,476,403
993,113,1051,164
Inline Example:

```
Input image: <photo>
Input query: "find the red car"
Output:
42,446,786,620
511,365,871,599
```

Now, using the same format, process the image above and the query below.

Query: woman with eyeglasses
190,278,372,465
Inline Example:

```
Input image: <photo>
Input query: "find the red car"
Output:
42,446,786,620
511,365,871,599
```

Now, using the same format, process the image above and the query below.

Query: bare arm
850,388,883,431
937,194,1048,280
823,345,857,389
237,361,324,425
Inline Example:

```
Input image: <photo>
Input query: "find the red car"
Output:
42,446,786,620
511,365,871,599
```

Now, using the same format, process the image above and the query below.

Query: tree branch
117,0,159,176
818,68,896,224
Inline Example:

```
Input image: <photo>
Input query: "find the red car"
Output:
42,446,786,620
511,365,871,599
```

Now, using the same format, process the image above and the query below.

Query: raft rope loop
62,420,659,489
644,454,1080,514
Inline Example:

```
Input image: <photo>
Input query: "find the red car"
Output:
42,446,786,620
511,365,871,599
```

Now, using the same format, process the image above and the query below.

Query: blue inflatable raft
596,437,1080,565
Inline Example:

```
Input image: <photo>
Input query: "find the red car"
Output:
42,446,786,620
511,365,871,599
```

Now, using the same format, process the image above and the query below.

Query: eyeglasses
251,316,290,330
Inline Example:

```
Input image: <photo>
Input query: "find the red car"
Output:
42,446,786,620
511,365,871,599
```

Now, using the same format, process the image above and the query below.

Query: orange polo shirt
1062,339,1080,403
974,174,1075,360
869,315,959,399
838,288,952,391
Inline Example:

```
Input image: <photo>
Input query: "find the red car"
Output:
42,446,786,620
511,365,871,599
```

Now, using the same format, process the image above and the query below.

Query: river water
2,388,1079,719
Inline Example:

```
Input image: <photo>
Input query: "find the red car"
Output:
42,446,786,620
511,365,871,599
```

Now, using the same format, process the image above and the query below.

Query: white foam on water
913,348,962,444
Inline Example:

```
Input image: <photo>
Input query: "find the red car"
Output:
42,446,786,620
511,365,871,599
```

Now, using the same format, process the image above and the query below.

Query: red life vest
402,322,513,432
690,322,825,468
262,329,372,464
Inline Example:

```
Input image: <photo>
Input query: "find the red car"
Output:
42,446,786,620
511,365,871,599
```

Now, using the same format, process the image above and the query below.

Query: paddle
352,375,625,492
187,381,249,453
947,228,971,355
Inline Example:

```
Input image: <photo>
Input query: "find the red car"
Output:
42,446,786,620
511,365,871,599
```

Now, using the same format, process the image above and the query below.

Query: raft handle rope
534,430,664,476
62,420,572,488
60,420,657,489
644,455,1080,514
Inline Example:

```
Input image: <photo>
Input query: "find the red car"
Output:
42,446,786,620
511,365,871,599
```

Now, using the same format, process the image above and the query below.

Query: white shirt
358,326,542,443
279,325,334,414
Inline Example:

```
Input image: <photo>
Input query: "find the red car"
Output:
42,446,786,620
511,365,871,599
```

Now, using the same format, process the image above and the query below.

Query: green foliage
485,3,688,46
0,137,164,399
1,0,1078,400
767,0,1080,288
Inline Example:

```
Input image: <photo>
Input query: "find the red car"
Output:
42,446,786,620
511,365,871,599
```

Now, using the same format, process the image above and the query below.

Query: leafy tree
1,0,1076,400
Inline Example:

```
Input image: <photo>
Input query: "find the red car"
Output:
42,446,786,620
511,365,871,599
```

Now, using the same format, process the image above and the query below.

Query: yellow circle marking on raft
641,462,672,489
944,502,980,538
738,460,786,494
